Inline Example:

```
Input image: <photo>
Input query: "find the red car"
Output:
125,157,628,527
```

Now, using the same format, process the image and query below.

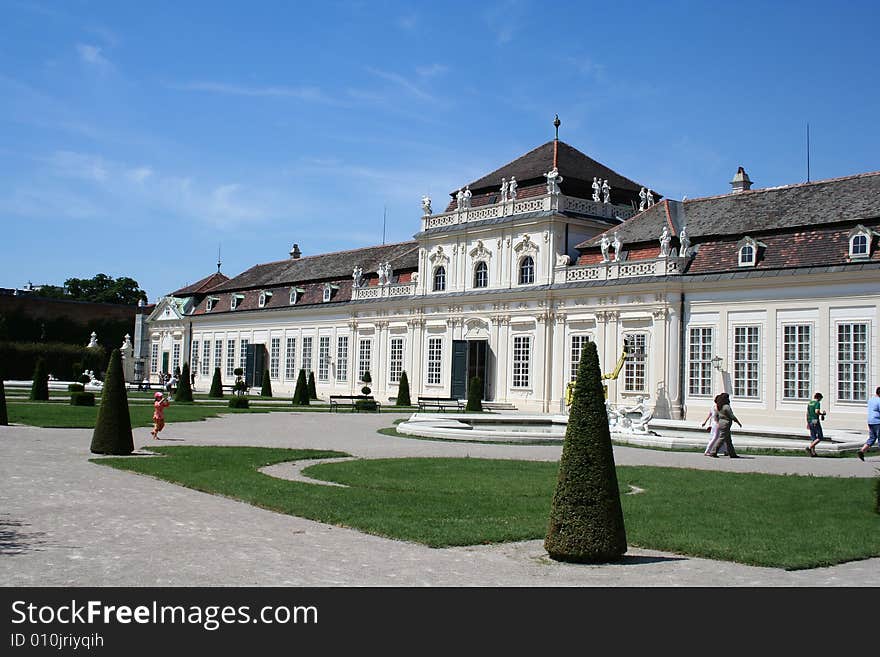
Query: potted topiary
357,371,377,412
228,367,249,408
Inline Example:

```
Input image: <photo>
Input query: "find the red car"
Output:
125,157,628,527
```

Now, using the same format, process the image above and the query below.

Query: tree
208,367,223,398
396,371,411,407
0,375,8,425
261,368,273,397
89,348,133,455
29,358,49,401
466,376,483,412
307,371,317,400
292,369,309,405
62,274,148,305
545,340,627,563
360,371,372,396
175,362,194,402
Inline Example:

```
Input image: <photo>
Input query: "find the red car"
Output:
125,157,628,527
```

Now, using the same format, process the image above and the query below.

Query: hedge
0,341,106,381
70,391,96,406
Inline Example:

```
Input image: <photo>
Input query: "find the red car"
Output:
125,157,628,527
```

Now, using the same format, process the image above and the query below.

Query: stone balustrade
559,257,681,283
421,193,635,231
352,281,417,301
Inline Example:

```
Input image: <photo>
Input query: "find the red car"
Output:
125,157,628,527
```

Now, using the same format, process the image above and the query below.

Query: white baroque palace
147,140,880,431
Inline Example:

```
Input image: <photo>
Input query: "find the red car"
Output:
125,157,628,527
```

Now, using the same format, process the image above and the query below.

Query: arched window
473,261,488,288
433,266,446,292
850,234,868,258
738,244,755,267
518,256,535,284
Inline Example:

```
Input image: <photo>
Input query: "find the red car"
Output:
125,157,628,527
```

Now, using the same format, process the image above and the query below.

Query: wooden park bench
417,396,464,412
329,395,382,413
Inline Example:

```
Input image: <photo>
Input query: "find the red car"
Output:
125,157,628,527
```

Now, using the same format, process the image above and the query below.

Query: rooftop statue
612,231,623,261
508,176,518,200
544,167,563,195
639,187,647,212
602,178,611,204
421,195,432,216
462,185,472,209
646,188,655,207
679,225,691,256
500,178,508,203
659,225,671,258
600,235,611,263
592,177,601,202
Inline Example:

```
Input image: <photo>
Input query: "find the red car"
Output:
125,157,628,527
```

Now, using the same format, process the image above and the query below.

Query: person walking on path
701,396,726,456
857,386,880,461
805,392,827,457
150,391,171,440
706,392,741,458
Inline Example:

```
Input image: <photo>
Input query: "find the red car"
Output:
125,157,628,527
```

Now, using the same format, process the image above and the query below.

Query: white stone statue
612,232,622,261
679,226,691,257
556,253,571,266
647,188,655,207
602,179,611,204
639,187,647,212
659,225,671,258
376,262,392,286
456,188,464,211
410,271,419,284
508,176,518,200
87,331,99,349
544,167,563,195
600,235,611,263
352,266,363,288
383,262,393,284
592,177,601,202
500,178,508,203
462,185,472,209
421,195,432,216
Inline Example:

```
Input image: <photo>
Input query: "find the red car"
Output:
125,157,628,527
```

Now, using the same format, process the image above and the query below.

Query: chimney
290,243,302,259
730,166,752,193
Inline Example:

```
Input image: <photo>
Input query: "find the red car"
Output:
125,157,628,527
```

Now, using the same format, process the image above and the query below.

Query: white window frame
201,341,211,376
258,290,272,308
231,294,243,310
285,337,297,380
849,233,869,258
301,336,313,376
389,337,404,384
318,336,330,382
150,342,159,375
738,244,755,267
569,334,591,382
512,335,531,388
623,333,647,393
836,321,869,402
172,343,181,374
782,324,812,400
518,256,535,285
239,338,249,372
226,339,236,377
191,340,199,374
213,339,222,372
433,266,446,292
733,325,760,399
473,261,488,288
270,337,281,380
688,327,714,397
358,339,372,382
336,336,348,383
426,337,442,385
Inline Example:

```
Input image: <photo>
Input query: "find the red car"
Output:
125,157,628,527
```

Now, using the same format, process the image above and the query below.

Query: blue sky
2,0,879,302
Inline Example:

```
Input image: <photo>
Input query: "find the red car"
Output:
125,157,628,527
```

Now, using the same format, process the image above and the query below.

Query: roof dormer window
289,287,304,305
231,294,244,310
322,283,339,302
206,296,219,312
258,290,272,308
848,225,876,259
736,236,764,268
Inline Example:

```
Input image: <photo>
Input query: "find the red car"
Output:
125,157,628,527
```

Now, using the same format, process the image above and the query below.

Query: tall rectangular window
688,328,714,396
214,339,223,372
270,337,281,380
239,338,249,372
426,338,442,385
837,322,868,401
150,343,159,374
358,339,372,382
336,336,348,383
191,340,199,375
733,326,760,398
512,336,531,388
285,337,297,380
172,343,181,374
783,325,811,400
389,338,404,383
201,341,211,376
301,336,313,375
226,339,236,377
318,336,330,382
624,333,647,392
570,335,590,381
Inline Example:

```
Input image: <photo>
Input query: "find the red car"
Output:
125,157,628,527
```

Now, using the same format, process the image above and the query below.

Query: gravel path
1,411,878,587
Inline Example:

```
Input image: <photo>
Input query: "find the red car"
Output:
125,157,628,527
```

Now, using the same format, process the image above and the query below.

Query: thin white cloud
483,0,523,45
365,67,436,102
168,81,333,103
126,166,153,183
47,150,108,182
415,63,448,79
76,43,110,69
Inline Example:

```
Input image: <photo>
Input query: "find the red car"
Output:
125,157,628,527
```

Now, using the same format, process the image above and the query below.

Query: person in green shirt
806,392,826,457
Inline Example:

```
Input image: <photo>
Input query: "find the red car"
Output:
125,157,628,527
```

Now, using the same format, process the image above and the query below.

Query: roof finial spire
552,114,561,169
217,243,222,272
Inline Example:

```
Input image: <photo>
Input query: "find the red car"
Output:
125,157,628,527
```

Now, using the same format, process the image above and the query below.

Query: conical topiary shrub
396,371,411,407
466,376,483,412
292,369,309,406
208,367,223,398
29,358,49,401
175,362,194,402
307,371,317,400
261,368,273,397
89,348,133,455
545,340,627,563
0,375,8,426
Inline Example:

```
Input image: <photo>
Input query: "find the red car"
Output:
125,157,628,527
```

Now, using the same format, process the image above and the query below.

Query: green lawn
95,445,880,569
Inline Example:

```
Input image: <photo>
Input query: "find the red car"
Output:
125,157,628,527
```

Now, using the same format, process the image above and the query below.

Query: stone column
551,312,567,413
664,295,683,419
374,320,388,399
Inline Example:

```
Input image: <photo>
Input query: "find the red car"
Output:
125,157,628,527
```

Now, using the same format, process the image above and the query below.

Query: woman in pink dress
150,392,171,439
